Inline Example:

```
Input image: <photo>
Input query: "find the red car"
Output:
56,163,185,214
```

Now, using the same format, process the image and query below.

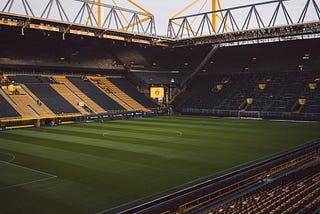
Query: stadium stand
0,28,124,72
87,76,150,112
0,90,20,118
0,26,211,73
178,71,320,114
204,160,320,214
115,43,211,71
128,71,188,87
53,76,106,114
108,77,159,109
175,39,320,120
8,75,80,115
67,76,125,112
50,83,91,114
1,85,55,118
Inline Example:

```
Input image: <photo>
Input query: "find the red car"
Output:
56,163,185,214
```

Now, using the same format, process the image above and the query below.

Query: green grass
0,116,319,214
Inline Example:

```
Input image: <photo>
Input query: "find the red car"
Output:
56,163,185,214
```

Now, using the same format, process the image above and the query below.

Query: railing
173,142,320,214
178,171,268,214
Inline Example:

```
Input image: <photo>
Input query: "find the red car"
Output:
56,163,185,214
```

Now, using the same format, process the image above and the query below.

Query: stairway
0,86,55,119
88,76,150,112
50,84,91,115
53,76,106,114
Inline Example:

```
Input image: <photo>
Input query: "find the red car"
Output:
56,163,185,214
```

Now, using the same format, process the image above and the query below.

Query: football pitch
0,116,319,214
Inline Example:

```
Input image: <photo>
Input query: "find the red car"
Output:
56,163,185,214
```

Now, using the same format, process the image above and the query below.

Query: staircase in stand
50,83,92,115
88,76,150,112
53,76,106,114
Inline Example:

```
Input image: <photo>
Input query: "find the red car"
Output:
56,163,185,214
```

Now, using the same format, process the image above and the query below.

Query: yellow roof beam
111,0,129,24
85,0,96,26
191,0,208,26
212,0,217,30
85,0,153,30
172,0,201,19
172,0,229,33
127,0,152,15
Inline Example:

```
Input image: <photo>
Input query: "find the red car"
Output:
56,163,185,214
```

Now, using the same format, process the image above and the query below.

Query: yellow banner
150,87,164,98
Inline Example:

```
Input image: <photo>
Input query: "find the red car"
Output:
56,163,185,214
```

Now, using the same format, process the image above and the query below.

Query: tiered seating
180,74,235,109
67,77,125,112
108,78,159,109
176,39,320,116
53,76,106,114
206,161,320,214
19,84,55,117
0,90,20,118
128,71,189,87
178,71,320,114
9,76,79,115
0,84,55,119
87,76,135,111
25,84,79,115
2,74,159,119
50,83,90,114
0,29,125,71
88,76,150,112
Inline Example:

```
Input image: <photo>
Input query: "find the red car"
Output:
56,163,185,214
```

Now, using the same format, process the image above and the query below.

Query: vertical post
98,0,101,27
212,0,217,31
36,119,41,127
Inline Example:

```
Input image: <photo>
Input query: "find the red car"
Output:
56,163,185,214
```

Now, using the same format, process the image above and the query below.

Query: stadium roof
0,0,320,46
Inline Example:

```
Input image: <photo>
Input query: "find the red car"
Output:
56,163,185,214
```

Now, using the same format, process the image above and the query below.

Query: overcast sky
0,0,317,35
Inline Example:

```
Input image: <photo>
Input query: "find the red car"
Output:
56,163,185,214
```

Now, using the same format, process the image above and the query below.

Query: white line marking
0,176,57,191
0,161,58,191
0,152,15,163
102,131,119,136
0,161,58,178
176,131,182,137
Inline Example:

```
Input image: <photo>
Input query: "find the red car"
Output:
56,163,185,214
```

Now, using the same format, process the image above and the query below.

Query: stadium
0,0,320,213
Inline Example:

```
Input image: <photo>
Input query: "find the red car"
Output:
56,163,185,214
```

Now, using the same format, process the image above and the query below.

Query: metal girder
1,0,320,46
41,0,69,22
0,0,156,36
168,0,320,39
74,0,156,35
171,0,224,33
2,0,34,16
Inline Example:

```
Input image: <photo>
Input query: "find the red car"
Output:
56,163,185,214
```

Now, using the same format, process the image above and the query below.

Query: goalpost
237,111,261,120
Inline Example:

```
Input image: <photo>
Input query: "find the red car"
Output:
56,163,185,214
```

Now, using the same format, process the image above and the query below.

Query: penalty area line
0,176,57,191
0,161,58,178
0,161,58,191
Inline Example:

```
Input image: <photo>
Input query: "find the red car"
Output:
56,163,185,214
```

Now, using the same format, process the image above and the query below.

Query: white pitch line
0,176,57,191
176,131,183,137
0,152,15,163
0,161,58,178
102,131,120,137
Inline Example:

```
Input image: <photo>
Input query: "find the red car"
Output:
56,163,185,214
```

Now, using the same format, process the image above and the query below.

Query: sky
0,0,317,35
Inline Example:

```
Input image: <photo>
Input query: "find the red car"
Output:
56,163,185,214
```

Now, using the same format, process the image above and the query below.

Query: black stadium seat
68,77,125,111
0,93,20,118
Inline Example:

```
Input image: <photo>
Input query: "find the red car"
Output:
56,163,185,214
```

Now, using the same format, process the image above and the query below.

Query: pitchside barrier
181,108,320,121
0,108,167,130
